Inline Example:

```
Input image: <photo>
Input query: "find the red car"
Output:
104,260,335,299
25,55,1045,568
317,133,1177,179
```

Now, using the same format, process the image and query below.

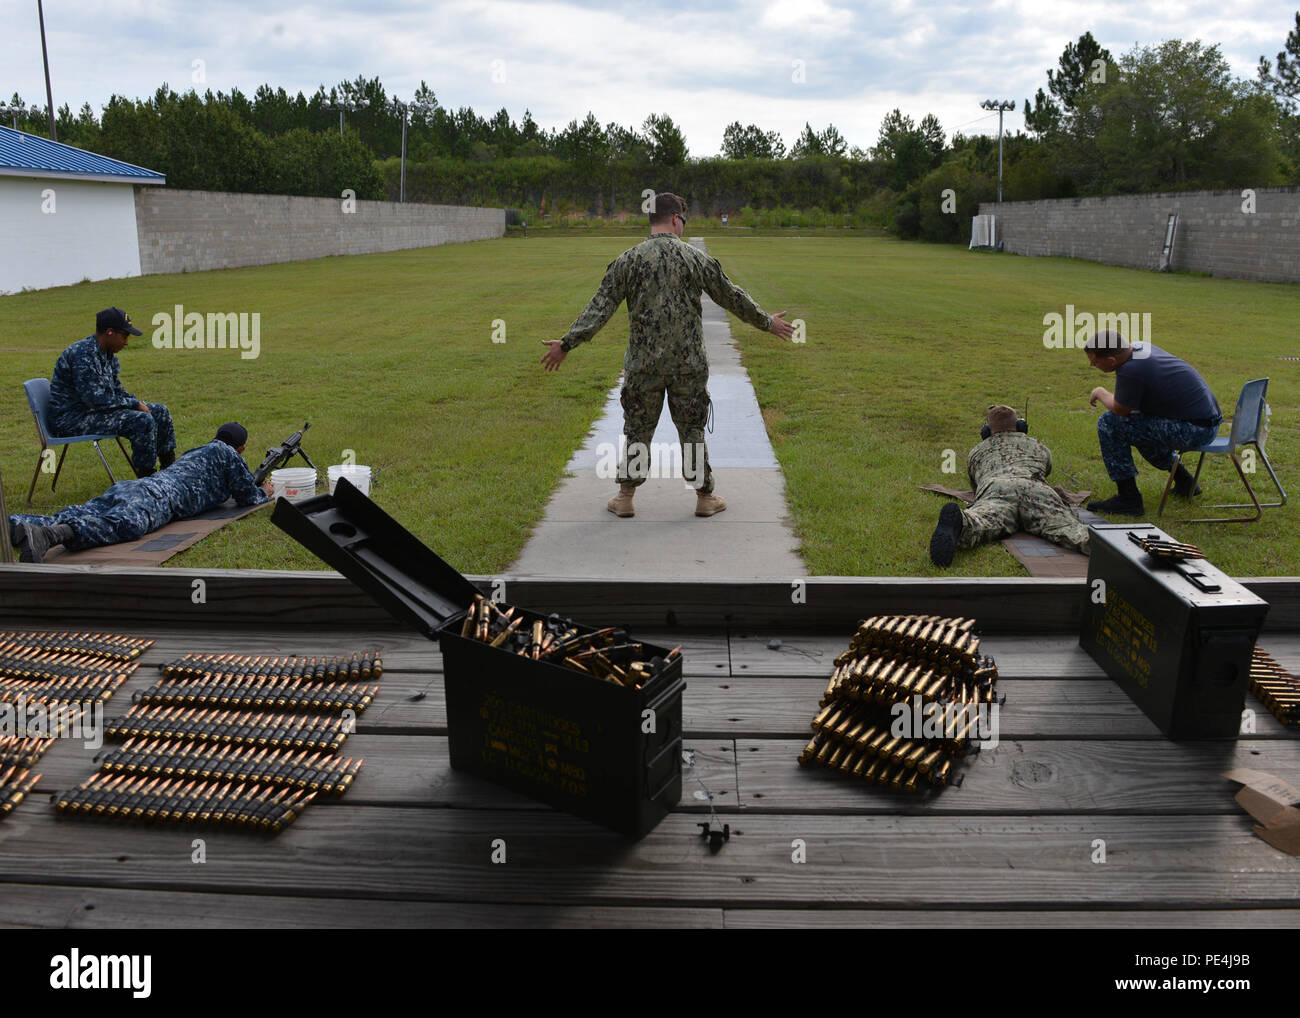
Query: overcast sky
5,1,1295,155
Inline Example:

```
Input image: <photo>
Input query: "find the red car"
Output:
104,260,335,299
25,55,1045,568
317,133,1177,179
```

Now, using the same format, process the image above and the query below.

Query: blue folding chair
1157,378,1286,523
23,378,135,505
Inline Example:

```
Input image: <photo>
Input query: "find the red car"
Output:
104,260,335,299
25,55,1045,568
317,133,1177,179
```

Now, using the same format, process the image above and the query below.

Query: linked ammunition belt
0,764,40,819
0,631,148,821
159,651,381,683
0,735,56,771
0,631,144,706
105,705,352,753
133,676,378,714
0,675,125,706
0,631,152,663
1129,533,1205,562
53,644,384,833
97,738,361,796
0,706,94,774
53,772,315,832
798,615,1001,793
460,594,679,688
1251,647,1299,727
0,651,135,685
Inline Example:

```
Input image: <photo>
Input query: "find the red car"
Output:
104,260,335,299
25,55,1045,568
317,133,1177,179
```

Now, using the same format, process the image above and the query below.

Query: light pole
37,0,56,140
390,96,435,203
979,99,1016,202
392,100,409,203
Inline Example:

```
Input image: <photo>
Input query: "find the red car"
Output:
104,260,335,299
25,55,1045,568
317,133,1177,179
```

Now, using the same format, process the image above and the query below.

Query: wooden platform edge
2,566,1298,633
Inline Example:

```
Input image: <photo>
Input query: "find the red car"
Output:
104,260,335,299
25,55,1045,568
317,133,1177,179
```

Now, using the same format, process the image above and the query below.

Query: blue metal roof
0,125,165,183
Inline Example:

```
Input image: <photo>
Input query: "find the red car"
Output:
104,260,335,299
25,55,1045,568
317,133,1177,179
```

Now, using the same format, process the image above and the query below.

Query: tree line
5,14,1298,243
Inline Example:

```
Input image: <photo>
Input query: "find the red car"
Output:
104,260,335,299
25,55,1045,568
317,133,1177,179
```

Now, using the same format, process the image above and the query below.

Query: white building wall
0,177,143,294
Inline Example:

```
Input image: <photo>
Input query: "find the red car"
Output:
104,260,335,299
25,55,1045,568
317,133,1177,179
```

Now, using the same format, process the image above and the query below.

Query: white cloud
2,0,1289,157
760,0,855,33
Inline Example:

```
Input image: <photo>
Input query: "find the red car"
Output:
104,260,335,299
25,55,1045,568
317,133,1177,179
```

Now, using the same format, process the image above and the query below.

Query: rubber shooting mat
42,499,269,568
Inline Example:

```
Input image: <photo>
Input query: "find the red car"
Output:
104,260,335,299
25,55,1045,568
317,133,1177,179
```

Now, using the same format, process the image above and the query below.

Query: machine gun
254,423,315,485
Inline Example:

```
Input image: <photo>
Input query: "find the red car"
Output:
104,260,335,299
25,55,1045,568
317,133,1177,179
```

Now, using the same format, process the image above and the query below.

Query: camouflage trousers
618,367,713,493
50,402,176,476
958,478,1090,554
1097,411,1218,481
10,478,173,551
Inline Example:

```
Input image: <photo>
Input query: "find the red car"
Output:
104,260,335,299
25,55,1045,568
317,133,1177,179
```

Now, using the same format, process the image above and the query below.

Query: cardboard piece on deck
1222,769,1300,856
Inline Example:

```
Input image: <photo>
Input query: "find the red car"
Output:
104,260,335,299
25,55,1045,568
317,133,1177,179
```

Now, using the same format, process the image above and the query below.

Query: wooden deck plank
9,624,1290,685
28,736,739,812
8,884,1296,929
730,633,1300,678
0,811,1295,908
345,674,1295,739
0,884,724,929
723,909,1300,928
116,628,730,678
731,633,1107,679
27,669,1297,746
6,568,1296,632
504,577,1300,632
675,678,1296,739
733,738,1300,813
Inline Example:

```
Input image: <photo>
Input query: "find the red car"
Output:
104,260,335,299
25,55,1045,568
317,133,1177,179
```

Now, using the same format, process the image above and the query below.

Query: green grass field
1,239,630,573
2,233,1294,575
707,235,1297,576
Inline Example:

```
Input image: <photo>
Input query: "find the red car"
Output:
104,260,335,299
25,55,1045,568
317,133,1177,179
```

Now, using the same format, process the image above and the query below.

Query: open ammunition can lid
271,479,481,639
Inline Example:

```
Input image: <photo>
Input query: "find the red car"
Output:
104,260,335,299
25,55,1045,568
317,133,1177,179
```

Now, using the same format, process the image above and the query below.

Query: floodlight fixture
979,98,1017,201
326,96,370,135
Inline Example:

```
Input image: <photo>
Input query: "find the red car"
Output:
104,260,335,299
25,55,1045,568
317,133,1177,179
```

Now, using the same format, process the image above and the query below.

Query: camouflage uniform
959,432,1089,554
9,441,266,552
560,233,774,493
1097,412,1218,481
48,335,176,475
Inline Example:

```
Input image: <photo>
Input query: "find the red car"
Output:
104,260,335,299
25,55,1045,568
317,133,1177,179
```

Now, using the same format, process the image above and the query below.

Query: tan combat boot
695,491,727,517
607,484,636,517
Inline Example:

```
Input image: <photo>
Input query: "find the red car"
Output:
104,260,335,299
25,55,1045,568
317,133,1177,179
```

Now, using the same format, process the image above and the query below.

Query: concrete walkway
512,239,806,579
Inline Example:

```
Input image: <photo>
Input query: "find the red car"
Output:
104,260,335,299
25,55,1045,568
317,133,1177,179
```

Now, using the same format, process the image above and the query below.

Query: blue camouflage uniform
48,335,176,475
559,233,774,493
1096,343,1221,481
9,441,266,552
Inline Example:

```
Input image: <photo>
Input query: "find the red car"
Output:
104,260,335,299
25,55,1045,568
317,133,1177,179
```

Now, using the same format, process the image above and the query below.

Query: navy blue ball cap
216,422,248,448
97,307,142,336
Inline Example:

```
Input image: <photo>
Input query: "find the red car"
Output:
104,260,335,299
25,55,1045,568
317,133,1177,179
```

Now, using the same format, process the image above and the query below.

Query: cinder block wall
978,187,1300,284
134,188,505,275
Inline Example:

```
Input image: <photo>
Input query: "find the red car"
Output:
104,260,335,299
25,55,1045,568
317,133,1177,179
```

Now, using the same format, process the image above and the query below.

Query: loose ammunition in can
916,747,944,775
931,758,952,787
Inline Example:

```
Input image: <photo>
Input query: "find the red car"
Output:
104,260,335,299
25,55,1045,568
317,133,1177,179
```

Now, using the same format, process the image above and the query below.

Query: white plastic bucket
272,467,317,503
328,464,372,496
